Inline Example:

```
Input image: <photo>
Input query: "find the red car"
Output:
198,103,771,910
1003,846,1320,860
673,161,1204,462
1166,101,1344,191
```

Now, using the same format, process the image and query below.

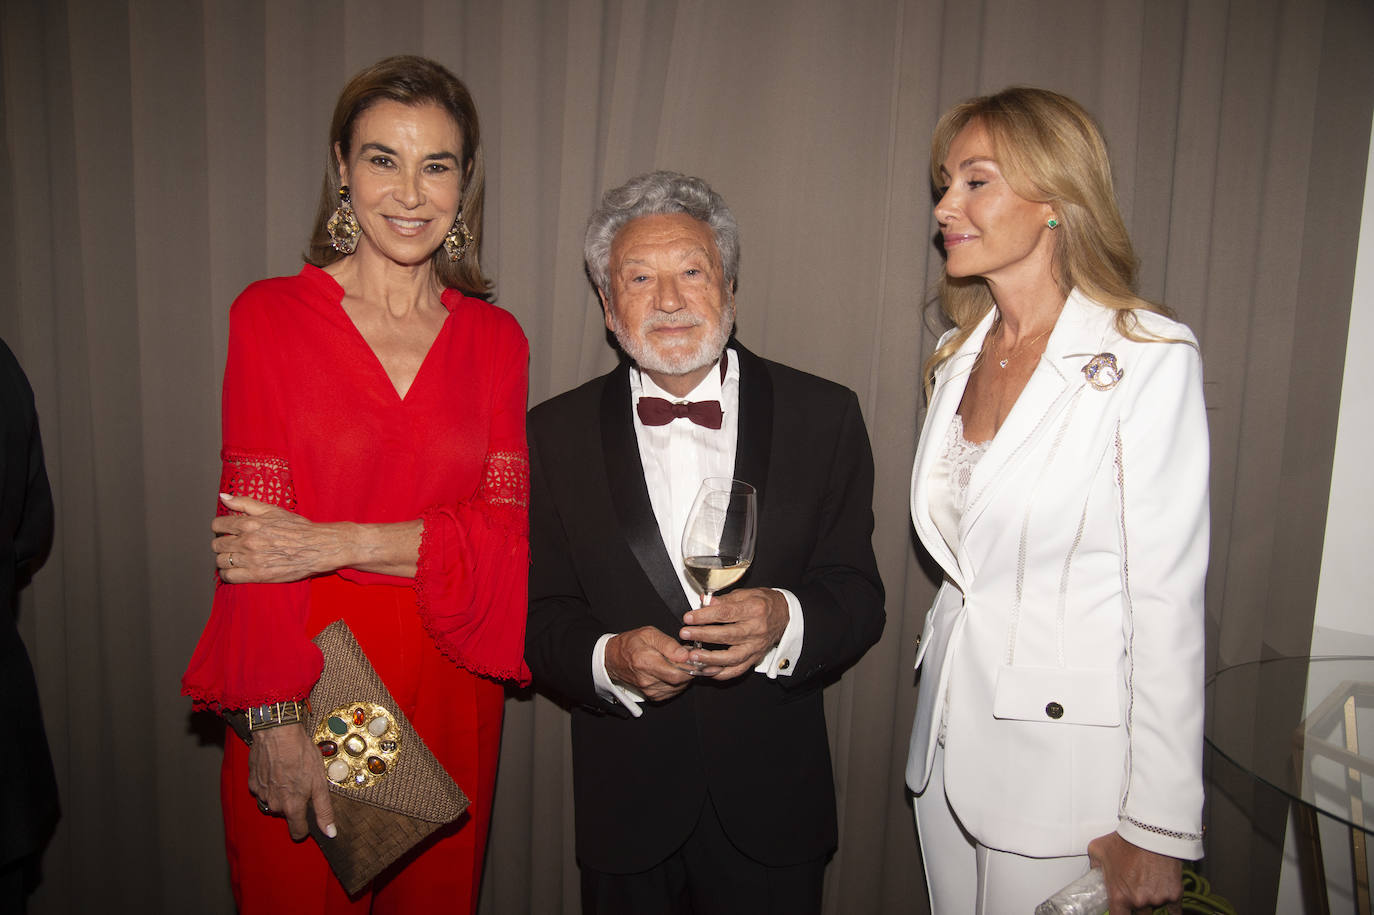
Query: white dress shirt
592,348,805,716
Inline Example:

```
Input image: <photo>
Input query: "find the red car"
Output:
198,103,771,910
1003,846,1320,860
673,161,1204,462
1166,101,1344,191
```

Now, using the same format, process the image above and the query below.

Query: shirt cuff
754,588,803,678
592,632,646,718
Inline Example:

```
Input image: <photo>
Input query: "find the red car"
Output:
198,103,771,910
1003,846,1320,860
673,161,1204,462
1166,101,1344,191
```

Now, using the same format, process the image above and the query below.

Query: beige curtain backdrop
2,1,1371,912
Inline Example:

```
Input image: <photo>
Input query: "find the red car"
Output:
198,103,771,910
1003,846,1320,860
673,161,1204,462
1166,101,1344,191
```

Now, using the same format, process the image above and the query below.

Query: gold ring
228,554,236,567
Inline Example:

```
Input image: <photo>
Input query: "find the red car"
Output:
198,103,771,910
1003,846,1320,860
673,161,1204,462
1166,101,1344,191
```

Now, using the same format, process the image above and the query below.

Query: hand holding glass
681,478,757,649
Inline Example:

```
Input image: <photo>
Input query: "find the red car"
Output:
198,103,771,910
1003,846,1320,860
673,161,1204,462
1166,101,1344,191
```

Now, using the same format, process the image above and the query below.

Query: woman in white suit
907,87,1207,914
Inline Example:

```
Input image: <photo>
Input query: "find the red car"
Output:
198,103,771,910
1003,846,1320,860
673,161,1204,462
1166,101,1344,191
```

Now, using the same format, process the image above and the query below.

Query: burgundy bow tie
636,397,724,429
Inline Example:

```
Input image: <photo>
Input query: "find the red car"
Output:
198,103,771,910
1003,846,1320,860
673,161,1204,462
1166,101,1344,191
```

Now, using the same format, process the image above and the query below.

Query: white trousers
914,744,1090,914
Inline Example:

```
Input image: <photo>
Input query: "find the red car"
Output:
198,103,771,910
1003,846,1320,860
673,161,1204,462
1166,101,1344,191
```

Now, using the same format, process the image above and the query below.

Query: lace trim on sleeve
480,450,529,509
182,683,311,713
475,449,529,539
1124,816,1203,842
219,448,297,512
414,503,531,685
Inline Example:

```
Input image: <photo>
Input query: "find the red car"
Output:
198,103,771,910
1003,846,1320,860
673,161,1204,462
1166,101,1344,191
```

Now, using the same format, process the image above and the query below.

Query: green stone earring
1047,217,1060,229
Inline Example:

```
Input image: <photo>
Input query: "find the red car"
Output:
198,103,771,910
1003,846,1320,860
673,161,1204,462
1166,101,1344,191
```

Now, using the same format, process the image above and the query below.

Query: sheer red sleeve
181,297,320,711
413,330,531,685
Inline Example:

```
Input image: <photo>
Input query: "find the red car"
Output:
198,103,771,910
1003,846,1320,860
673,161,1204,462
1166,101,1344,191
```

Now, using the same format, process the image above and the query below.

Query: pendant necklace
988,316,1053,369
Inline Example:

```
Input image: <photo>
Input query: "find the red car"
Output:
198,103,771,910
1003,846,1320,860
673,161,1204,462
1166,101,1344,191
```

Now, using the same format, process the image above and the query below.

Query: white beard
610,301,736,377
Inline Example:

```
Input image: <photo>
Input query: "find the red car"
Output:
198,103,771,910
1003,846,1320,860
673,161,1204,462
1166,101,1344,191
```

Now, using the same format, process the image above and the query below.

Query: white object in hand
1035,868,1108,915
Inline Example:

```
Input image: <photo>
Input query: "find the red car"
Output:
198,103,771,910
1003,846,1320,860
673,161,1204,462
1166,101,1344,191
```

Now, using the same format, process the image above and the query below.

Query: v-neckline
307,265,454,403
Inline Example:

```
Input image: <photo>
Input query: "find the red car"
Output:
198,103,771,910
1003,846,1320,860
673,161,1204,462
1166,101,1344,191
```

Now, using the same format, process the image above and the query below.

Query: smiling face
934,120,1057,290
337,100,465,269
600,212,735,395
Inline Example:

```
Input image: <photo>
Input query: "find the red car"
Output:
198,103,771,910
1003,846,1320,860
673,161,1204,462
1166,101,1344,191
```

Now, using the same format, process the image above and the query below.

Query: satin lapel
599,366,694,621
730,345,772,515
957,292,1102,542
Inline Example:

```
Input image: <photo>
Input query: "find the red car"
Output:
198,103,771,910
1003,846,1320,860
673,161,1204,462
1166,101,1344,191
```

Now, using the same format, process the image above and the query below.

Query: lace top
930,413,990,743
928,413,990,555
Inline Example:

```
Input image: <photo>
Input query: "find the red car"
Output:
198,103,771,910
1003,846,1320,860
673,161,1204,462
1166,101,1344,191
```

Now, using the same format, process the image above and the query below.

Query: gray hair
584,171,740,297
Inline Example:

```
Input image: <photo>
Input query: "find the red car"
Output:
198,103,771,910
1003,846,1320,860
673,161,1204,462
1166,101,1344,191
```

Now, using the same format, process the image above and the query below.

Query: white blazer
906,289,1207,861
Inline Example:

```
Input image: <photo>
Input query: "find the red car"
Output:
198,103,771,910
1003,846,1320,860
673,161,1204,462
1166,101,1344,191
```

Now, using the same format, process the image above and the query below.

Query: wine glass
681,478,757,649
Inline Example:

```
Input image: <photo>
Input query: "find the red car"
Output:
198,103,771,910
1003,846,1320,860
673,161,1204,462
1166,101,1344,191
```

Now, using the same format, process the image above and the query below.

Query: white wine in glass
683,556,752,594
681,478,757,649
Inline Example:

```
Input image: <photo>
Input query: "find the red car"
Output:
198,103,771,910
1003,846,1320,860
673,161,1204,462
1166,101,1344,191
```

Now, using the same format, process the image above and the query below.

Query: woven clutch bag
305,620,469,895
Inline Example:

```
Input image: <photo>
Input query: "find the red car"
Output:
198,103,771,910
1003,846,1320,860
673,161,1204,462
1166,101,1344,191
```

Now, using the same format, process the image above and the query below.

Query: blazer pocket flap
992,665,1121,727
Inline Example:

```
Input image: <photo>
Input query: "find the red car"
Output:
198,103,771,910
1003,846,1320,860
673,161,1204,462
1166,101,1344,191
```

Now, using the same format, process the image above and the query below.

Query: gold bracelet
224,700,309,744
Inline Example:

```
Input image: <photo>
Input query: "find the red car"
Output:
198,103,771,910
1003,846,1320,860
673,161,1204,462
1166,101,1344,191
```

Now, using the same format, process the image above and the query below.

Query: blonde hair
305,55,491,297
923,86,1173,394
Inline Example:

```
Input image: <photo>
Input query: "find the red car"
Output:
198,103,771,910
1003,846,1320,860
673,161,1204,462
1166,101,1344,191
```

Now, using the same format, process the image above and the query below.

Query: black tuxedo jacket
525,344,884,874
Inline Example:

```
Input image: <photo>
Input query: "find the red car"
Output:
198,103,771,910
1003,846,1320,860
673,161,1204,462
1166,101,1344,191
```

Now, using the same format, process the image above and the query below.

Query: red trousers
220,576,505,914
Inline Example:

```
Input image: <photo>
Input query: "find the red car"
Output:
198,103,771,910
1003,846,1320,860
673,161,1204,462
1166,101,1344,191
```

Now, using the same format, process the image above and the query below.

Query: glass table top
1206,655,1374,835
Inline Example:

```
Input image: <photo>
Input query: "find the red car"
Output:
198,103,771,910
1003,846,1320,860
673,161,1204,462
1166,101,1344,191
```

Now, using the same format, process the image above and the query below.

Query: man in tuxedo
525,171,884,914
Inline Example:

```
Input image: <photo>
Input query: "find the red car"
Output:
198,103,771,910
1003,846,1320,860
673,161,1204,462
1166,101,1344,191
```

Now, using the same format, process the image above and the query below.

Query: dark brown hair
305,55,491,296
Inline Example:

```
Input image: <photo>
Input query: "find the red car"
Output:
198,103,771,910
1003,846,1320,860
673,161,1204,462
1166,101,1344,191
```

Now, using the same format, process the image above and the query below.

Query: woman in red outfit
182,56,529,913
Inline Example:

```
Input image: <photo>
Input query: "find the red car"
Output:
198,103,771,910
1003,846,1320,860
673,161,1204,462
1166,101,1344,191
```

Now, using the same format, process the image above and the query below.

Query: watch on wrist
224,699,309,745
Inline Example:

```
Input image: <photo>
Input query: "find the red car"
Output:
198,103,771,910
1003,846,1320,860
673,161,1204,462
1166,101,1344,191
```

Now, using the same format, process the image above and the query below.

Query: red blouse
182,265,530,710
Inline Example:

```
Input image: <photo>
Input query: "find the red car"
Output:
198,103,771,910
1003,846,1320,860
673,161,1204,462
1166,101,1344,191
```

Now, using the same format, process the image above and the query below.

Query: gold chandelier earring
443,210,474,262
327,186,362,254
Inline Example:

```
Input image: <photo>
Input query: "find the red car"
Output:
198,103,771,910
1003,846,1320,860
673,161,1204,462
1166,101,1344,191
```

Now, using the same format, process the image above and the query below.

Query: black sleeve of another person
0,336,59,874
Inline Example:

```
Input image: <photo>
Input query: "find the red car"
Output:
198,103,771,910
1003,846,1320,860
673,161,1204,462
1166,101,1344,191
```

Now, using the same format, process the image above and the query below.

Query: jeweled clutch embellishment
314,701,401,789
306,621,468,895
1082,353,1124,391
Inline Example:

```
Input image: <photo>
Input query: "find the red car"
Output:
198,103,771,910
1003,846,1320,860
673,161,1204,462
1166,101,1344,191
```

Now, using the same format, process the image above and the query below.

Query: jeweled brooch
1082,353,1124,391
314,701,401,789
